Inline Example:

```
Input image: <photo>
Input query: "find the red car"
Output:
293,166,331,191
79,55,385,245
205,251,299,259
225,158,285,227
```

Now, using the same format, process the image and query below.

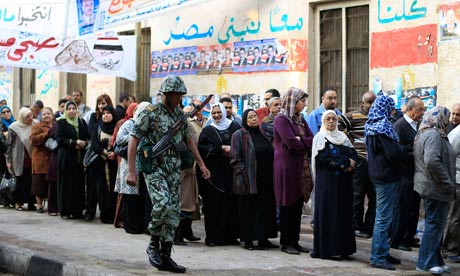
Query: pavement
0,206,458,276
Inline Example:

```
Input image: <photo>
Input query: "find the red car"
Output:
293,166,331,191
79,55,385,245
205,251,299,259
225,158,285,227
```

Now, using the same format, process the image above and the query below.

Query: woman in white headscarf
6,107,38,211
197,102,241,246
114,101,151,234
310,110,357,260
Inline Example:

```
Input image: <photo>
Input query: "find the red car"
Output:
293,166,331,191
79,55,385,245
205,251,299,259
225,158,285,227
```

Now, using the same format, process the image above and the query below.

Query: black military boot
158,242,186,273
182,218,200,242
173,223,187,246
146,235,160,268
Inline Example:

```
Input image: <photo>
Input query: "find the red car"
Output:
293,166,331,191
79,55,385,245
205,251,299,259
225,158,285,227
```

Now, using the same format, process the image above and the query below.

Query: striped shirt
339,109,368,159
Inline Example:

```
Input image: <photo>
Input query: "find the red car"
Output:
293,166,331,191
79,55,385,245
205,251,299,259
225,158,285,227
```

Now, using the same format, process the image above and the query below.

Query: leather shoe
385,254,401,265
371,262,395,270
205,241,216,247
225,239,240,245
341,255,354,261
281,245,300,255
173,238,187,246
184,235,200,242
84,215,94,221
257,240,279,249
355,230,371,238
447,255,460,263
397,245,412,251
244,242,255,251
294,244,309,253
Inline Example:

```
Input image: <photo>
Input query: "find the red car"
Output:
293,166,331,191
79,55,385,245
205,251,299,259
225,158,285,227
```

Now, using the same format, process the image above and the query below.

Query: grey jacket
5,129,26,177
414,128,456,202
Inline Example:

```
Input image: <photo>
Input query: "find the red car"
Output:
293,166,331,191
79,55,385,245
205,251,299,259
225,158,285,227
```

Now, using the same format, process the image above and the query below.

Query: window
315,2,369,112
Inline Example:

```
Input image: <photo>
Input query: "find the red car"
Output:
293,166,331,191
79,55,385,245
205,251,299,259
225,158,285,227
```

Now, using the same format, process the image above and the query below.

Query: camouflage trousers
144,170,181,242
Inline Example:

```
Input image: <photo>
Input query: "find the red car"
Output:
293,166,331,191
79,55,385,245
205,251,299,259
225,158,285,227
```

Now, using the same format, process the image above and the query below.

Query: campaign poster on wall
150,46,198,78
439,2,460,41
196,44,233,75
233,38,288,72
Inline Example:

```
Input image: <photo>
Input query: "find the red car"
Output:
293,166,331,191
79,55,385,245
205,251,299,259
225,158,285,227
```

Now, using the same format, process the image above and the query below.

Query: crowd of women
0,95,152,235
0,86,458,275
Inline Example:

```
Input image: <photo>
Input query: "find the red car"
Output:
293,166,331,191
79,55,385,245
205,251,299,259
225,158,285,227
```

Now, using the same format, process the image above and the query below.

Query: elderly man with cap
127,75,210,273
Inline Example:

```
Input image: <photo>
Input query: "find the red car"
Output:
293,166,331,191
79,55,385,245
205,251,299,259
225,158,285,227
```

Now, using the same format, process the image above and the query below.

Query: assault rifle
150,94,213,159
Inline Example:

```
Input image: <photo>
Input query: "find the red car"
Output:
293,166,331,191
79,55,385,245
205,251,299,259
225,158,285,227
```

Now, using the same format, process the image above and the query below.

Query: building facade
0,0,457,114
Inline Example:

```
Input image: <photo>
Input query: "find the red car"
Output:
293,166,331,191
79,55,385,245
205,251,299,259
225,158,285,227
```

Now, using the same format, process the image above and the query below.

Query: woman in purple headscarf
273,87,313,255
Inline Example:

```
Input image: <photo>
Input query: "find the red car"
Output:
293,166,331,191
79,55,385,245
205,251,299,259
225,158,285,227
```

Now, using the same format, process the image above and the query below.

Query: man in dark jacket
339,91,376,239
390,97,425,252
115,92,130,121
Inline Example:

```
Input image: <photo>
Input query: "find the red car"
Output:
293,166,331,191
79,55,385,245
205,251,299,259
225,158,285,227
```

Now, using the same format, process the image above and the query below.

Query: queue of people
0,77,459,275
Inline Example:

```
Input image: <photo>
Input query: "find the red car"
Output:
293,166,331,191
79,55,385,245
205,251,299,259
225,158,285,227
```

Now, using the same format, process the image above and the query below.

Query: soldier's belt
141,146,182,158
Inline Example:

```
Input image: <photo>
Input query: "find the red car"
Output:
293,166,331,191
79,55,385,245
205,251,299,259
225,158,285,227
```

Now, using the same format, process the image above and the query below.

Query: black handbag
83,144,99,167
45,137,58,151
0,171,16,193
114,142,128,159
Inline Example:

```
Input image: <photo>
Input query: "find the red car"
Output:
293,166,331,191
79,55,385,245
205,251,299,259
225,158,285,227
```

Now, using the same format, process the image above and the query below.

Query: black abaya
197,122,240,245
311,141,357,259
236,130,277,242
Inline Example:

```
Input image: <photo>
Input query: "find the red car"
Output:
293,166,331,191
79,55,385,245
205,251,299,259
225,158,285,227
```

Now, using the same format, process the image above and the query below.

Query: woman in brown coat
30,107,55,213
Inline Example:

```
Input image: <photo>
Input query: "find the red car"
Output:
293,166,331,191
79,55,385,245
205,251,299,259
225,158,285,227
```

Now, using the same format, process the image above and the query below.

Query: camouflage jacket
131,102,191,173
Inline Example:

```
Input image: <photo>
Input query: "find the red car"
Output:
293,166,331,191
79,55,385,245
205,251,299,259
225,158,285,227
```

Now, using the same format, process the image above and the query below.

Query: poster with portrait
219,43,234,73
151,51,163,77
439,2,460,41
77,0,100,36
233,38,289,73
196,46,210,75
151,46,197,78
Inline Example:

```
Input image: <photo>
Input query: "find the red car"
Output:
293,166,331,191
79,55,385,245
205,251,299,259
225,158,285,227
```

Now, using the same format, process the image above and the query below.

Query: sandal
15,203,23,211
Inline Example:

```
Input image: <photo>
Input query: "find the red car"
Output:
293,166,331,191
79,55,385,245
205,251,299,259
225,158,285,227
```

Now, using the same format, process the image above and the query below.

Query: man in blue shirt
307,88,341,134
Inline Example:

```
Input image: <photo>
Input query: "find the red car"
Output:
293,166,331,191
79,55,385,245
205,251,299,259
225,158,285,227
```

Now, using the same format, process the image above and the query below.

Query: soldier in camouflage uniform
127,75,210,273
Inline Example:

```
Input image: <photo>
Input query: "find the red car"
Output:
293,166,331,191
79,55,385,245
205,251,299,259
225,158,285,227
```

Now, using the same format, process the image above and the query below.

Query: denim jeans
370,182,400,265
417,197,449,270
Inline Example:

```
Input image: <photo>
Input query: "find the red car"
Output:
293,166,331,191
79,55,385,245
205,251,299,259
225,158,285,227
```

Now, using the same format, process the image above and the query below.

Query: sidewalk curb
0,241,112,276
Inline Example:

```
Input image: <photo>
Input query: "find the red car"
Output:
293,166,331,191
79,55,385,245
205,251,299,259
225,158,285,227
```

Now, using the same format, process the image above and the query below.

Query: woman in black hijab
88,105,118,223
231,109,277,250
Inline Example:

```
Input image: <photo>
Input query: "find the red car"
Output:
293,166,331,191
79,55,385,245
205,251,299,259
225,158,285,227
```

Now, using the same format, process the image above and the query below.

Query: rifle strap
155,109,163,164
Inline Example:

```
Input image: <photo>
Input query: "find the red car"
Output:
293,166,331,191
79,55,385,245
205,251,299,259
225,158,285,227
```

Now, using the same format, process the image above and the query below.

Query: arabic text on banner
0,28,136,81
93,0,194,35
